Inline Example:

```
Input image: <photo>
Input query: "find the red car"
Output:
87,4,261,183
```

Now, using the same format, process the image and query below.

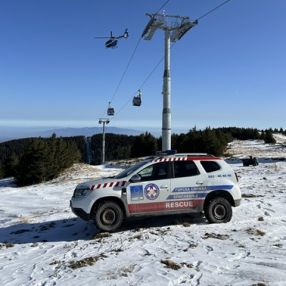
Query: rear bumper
71,206,90,221
234,199,241,207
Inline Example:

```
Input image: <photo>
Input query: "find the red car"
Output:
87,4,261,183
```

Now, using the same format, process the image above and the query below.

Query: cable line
105,0,234,120
155,0,171,14
108,0,171,106
196,0,233,21
116,55,164,116
109,37,141,103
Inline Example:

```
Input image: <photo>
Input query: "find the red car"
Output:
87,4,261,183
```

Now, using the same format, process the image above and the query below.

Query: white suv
70,153,241,232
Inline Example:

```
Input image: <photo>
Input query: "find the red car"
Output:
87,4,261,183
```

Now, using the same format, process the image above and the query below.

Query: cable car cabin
107,107,115,116
107,102,115,116
132,96,141,106
133,90,142,107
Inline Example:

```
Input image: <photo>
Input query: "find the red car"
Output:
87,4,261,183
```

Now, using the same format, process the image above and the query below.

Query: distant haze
0,126,162,142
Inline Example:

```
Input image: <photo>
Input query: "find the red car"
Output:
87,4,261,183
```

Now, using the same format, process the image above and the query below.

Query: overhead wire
104,0,233,122
107,0,171,106
104,0,171,120
113,0,234,119
116,56,164,116
196,0,233,21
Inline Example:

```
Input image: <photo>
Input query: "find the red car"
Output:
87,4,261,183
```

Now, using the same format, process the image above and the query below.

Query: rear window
174,161,200,178
201,161,221,173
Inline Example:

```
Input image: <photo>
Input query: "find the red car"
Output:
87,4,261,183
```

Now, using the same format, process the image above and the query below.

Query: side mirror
130,174,141,183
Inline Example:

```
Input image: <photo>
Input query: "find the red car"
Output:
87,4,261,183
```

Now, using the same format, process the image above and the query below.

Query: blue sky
0,0,285,134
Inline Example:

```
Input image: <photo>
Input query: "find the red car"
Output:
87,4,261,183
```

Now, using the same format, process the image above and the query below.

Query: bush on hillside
15,136,81,186
263,130,276,144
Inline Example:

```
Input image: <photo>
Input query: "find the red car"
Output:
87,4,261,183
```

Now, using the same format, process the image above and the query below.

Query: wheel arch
204,190,235,208
90,196,127,219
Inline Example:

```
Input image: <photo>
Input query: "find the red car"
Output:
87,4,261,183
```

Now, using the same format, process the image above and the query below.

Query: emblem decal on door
144,183,160,200
130,185,144,201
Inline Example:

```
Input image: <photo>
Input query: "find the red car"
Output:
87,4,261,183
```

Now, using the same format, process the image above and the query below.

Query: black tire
93,201,124,232
204,197,232,223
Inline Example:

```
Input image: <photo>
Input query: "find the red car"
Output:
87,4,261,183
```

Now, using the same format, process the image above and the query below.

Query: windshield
114,160,151,179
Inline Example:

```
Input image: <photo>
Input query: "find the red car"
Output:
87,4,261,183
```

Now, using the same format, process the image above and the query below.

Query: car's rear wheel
93,201,124,232
204,197,232,223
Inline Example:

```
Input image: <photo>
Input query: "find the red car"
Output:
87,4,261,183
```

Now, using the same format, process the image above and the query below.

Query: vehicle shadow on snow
0,217,95,244
121,213,207,232
0,213,206,245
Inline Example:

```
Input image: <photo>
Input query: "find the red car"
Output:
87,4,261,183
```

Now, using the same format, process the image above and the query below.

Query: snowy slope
0,142,286,286
227,134,286,159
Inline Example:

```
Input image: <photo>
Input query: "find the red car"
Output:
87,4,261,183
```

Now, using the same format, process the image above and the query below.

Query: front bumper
234,199,241,207
71,204,90,221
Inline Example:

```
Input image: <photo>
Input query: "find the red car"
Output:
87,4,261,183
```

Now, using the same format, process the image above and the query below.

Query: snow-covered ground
0,139,286,286
227,134,286,159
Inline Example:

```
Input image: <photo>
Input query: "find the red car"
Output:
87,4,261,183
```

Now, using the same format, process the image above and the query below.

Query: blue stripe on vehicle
172,185,233,193
167,192,207,200
207,185,233,190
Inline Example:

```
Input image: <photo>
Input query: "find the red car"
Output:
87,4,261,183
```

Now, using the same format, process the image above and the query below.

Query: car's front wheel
204,197,232,223
93,201,124,232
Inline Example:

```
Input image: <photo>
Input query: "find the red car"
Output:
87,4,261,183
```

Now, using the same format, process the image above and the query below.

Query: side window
200,161,221,173
174,161,200,178
137,162,170,181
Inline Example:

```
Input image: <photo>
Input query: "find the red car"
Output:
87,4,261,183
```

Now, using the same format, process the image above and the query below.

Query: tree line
0,127,278,185
0,135,83,185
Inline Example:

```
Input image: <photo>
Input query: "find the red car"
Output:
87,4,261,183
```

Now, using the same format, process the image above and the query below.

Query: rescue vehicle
70,152,241,232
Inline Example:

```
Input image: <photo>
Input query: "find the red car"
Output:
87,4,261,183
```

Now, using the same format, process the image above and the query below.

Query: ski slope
0,139,286,286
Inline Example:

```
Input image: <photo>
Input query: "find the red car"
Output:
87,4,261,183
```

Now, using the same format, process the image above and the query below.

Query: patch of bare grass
161,259,181,270
202,233,230,240
161,259,193,270
0,243,14,249
246,228,266,236
68,253,107,269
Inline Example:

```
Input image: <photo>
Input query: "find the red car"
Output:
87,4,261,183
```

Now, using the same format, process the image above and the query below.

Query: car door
127,161,171,215
167,160,207,211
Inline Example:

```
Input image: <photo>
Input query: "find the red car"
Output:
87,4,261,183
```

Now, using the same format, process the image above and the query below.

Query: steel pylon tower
142,13,197,151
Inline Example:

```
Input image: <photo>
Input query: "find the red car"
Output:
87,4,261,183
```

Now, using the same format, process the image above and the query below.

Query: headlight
73,187,91,198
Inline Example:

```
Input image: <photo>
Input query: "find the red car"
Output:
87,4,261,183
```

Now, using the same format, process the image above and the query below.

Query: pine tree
5,152,20,177
264,131,276,144
131,132,157,157
16,139,50,186
0,162,5,179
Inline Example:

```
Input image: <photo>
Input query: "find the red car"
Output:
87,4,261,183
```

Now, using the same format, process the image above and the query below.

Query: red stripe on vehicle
109,182,114,187
91,185,95,190
96,184,101,189
128,202,166,213
128,199,204,213
103,183,108,188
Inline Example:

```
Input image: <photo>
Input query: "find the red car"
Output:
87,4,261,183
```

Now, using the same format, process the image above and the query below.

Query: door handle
160,185,169,189
196,181,204,185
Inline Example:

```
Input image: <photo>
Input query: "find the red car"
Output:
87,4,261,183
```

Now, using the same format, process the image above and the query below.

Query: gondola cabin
107,102,115,116
133,90,142,107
